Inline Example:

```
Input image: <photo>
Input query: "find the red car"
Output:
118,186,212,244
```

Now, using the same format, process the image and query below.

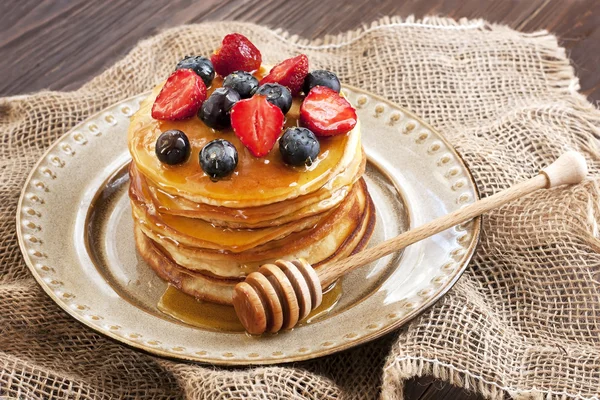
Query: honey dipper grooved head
232,258,323,334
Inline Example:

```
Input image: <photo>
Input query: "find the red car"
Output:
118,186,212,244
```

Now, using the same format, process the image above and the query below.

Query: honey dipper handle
317,151,587,287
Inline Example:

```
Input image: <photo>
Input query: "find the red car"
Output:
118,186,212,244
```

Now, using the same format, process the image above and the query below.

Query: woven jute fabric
1,16,599,400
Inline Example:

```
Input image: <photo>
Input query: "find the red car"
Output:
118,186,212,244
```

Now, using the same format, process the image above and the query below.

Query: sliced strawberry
300,86,357,136
151,69,207,120
211,33,262,77
259,54,308,95
230,95,285,157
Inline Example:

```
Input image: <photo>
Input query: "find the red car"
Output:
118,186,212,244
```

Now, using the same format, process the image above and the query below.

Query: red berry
211,33,262,77
230,95,285,157
151,69,207,120
259,54,308,95
300,86,357,136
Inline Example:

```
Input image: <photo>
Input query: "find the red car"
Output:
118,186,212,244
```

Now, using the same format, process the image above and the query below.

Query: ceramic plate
16,86,480,365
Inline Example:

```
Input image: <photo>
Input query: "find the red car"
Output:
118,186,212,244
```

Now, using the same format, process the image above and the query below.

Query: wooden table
1,1,598,399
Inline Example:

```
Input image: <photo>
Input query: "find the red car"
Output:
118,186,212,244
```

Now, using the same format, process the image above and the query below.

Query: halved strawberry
230,95,285,157
259,54,308,95
211,33,262,77
151,69,207,120
300,86,357,136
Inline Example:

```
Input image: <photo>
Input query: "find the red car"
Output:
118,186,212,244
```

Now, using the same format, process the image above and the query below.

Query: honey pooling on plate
127,33,375,328
158,283,343,332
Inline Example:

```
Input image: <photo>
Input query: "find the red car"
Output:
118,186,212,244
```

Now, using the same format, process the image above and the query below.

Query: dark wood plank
0,1,597,399
404,376,436,400
517,0,600,103
1,0,597,102
404,376,487,400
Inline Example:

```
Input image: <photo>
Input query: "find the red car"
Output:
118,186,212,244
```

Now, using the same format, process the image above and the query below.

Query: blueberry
198,88,241,130
303,70,341,93
176,55,215,87
155,129,191,165
279,127,320,166
255,83,292,114
223,71,259,99
200,139,238,180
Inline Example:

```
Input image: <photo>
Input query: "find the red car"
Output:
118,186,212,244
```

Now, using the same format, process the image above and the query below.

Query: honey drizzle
129,75,353,205
157,282,342,333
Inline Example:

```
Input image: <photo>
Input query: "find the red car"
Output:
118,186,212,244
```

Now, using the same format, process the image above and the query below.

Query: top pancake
130,148,365,229
128,77,361,208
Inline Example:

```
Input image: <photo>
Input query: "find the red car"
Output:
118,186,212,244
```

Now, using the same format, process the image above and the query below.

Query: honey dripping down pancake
129,82,362,207
133,182,375,304
134,179,373,280
137,151,366,228
128,39,375,328
130,147,366,228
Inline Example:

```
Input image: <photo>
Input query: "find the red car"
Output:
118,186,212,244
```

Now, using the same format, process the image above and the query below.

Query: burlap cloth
1,16,599,400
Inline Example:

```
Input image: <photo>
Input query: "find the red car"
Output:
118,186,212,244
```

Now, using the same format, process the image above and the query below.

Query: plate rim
16,85,481,365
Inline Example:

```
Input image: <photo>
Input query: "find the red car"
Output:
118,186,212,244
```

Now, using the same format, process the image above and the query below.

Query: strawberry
300,86,357,136
211,33,262,77
230,95,285,157
151,69,207,120
259,54,308,95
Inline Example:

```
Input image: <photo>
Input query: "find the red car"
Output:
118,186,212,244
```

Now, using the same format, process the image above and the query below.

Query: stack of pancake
128,80,375,305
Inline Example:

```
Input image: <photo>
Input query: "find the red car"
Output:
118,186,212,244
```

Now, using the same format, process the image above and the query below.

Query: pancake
128,80,362,207
138,149,366,228
134,225,238,305
133,183,375,305
135,180,370,279
129,163,331,252
131,199,328,253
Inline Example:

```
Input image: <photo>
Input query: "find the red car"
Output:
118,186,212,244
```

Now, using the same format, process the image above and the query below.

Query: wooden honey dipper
232,151,588,334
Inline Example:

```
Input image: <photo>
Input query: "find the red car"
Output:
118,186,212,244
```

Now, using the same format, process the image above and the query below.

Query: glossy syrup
157,282,343,333
129,78,352,204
